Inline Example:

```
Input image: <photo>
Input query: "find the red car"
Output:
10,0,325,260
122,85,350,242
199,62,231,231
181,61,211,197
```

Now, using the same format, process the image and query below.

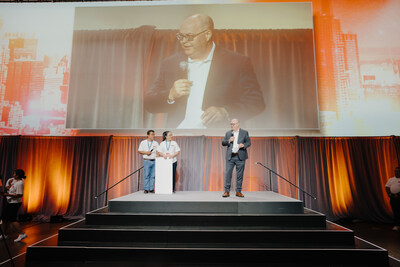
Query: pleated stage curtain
1,136,110,220
106,137,144,201
0,136,19,184
0,136,19,219
67,26,156,129
0,136,399,222
298,137,399,222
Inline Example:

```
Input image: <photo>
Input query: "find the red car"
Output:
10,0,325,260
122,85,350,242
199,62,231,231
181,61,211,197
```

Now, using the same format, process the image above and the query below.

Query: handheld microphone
179,61,188,79
229,131,234,146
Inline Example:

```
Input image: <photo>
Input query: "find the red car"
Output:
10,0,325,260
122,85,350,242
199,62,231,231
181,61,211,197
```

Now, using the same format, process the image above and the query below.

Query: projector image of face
178,14,214,61
145,13,265,129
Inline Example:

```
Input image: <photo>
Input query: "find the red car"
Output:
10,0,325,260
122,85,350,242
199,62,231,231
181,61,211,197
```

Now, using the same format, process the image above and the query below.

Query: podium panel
155,157,173,194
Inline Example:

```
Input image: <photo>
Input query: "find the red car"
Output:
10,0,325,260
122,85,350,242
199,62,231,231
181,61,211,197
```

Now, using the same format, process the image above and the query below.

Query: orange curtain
250,137,298,198
0,136,399,222
1,136,110,220
105,137,144,201
298,137,399,221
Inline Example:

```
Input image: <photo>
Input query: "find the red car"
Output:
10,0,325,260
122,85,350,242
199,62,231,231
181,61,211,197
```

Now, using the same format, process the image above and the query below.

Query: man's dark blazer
222,128,251,161
145,46,265,128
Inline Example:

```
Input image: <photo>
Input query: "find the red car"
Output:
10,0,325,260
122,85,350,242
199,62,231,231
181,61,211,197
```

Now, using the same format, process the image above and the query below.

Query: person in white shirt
138,130,159,194
0,169,27,242
157,131,181,192
386,166,400,231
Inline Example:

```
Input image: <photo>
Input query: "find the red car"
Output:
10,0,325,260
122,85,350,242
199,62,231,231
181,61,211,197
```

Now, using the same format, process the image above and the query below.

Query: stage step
108,191,304,214
25,191,390,266
86,207,327,229
57,220,354,248
26,237,388,267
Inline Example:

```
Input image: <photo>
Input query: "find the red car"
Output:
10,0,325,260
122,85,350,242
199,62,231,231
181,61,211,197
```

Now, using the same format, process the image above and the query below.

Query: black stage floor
0,220,74,267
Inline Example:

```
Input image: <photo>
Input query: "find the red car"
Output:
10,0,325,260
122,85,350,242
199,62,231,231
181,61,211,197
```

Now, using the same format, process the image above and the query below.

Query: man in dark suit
222,118,251,197
145,14,265,128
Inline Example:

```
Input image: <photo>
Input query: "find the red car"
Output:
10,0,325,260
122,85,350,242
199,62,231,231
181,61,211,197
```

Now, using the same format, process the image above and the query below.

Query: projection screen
65,2,319,132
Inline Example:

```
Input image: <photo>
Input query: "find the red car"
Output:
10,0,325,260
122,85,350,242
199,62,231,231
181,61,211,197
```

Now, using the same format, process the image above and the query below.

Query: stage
108,191,304,214
25,190,390,266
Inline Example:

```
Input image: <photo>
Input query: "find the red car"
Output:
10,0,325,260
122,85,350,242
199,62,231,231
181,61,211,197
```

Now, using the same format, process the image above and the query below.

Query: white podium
155,157,173,194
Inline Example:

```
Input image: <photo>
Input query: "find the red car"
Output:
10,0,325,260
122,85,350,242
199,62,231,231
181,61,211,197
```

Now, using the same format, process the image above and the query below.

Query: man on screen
145,14,265,129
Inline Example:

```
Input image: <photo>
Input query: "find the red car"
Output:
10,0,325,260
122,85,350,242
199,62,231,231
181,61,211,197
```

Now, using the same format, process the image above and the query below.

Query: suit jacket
222,128,251,161
145,46,265,128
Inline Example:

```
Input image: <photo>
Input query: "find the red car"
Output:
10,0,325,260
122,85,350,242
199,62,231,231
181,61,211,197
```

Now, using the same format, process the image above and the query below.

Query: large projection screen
66,2,319,132
3,0,398,136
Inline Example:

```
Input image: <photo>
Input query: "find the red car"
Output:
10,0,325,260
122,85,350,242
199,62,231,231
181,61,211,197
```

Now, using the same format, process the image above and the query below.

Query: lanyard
147,140,153,151
166,141,171,151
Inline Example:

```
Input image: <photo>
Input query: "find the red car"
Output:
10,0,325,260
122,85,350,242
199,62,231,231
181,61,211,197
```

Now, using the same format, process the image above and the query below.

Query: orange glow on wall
18,137,73,214
105,137,142,201
325,139,354,215
204,137,225,191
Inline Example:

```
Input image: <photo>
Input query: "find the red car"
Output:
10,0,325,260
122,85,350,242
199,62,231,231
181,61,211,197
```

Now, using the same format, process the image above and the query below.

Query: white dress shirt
177,42,216,129
232,130,240,153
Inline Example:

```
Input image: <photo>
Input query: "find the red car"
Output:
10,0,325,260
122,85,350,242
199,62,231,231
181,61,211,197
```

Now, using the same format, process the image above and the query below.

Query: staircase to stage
25,191,389,266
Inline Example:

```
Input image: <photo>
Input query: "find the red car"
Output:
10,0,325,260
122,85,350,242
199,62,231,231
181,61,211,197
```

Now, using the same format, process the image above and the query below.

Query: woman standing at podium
157,131,180,192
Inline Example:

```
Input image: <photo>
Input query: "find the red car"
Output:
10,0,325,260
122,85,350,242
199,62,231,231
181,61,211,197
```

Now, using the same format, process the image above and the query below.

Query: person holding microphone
222,118,251,198
157,131,181,192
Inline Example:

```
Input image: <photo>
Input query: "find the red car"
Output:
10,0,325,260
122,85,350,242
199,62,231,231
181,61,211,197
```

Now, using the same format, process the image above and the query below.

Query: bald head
182,14,214,31
230,118,240,131
179,14,214,61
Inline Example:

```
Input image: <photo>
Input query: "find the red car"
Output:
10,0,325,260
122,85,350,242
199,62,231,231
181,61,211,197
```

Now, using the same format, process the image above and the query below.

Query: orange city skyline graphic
0,33,71,135
0,0,399,136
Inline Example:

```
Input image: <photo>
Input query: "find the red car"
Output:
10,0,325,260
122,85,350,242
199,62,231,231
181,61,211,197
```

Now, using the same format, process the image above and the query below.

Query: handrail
95,166,143,199
256,162,316,201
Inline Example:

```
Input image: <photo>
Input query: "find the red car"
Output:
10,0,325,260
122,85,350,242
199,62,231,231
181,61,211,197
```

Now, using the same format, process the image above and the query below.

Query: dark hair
147,130,155,135
162,131,170,141
14,169,26,179
395,167,400,178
